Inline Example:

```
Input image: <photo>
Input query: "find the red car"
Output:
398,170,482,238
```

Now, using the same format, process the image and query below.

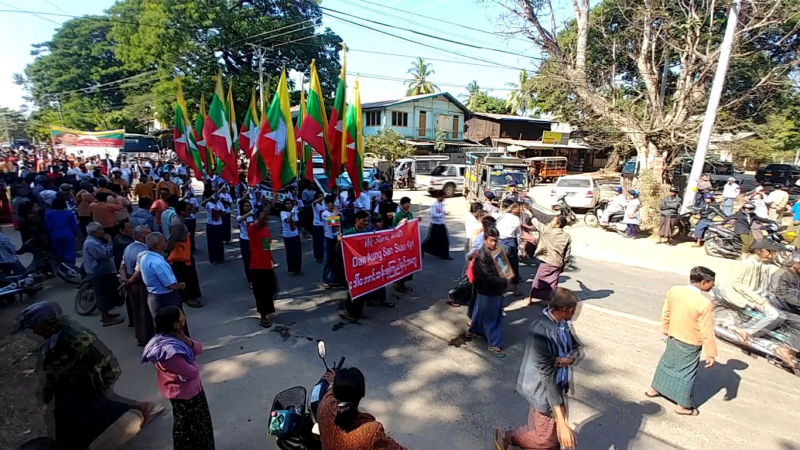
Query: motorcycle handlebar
335,357,345,370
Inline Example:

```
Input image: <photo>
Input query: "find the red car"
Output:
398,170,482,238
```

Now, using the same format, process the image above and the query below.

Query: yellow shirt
661,285,717,357
134,182,156,200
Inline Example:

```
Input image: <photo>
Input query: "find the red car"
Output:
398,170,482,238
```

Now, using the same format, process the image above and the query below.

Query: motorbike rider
715,240,781,343
318,367,407,449
767,253,800,368
692,193,726,247
722,203,771,256
601,187,627,225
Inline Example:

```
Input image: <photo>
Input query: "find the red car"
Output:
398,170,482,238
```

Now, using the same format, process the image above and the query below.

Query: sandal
675,408,699,416
102,317,124,327
185,299,204,308
493,428,509,450
465,331,477,338
488,346,506,358
140,403,165,428
446,301,461,307
644,390,660,398
322,283,332,290
259,319,272,328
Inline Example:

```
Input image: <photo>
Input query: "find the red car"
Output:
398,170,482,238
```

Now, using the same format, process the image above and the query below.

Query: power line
0,1,60,25
227,19,317,47
45,71,159,97
40,0,66,15
347,71,516,92
0,9,207,31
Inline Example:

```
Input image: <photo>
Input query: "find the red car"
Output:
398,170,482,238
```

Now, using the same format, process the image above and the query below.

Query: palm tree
405,57,440,96
505,70,536,115
460,80,481,109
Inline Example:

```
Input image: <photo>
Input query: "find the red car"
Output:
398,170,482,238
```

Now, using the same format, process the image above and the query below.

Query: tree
434,130,448,152
365,129,414,163
405,57,439,96
0,108,29,142
488,0,800,171
733,109,800,166
460,80,481,109
468,92,511,114
505,70,536,115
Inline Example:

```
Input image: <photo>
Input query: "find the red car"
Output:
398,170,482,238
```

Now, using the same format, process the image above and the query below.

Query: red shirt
247,223,275,270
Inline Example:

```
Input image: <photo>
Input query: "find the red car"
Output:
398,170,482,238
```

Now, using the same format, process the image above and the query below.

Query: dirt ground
0,330,48,449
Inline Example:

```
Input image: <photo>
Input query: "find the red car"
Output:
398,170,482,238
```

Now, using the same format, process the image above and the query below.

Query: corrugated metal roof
471,112,556,123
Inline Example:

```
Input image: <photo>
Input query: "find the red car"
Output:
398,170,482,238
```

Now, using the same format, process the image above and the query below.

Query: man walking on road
647,266,717,416
528,216,571,303
495,288,580,450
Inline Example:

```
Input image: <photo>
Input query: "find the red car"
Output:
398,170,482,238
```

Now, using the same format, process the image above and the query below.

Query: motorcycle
583,199,626,235
21,244,83,286
74,270,96,316
0,262,45,304
551,193,577,225
268,340,345,450
711,287,800,372
704,220,793,263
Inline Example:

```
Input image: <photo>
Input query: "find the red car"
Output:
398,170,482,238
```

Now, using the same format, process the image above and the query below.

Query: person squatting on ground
495,288,581,450
647,266,717,416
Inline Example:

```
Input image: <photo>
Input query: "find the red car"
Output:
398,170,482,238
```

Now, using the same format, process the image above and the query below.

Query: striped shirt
0,234,19,264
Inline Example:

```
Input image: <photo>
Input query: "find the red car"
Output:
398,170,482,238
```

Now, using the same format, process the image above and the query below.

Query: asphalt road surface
0,191,797,450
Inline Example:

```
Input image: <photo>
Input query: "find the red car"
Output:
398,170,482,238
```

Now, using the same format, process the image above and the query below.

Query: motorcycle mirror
317,340,326,359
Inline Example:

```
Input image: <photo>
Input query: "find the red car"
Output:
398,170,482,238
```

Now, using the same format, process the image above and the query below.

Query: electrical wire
0,1,59,25
345,71,516,92
40,0,66,14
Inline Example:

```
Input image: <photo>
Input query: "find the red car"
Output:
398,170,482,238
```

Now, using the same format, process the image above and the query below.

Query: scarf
140,334,195,364
544,309,573,387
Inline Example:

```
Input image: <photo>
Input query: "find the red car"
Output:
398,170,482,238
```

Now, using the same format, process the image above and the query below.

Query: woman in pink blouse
141,306,215,449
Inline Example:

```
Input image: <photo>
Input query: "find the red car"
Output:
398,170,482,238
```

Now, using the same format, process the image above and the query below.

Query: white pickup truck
415,164,466,197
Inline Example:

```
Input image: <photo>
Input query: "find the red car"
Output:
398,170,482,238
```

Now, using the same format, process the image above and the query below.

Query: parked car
550,175,601,209
415,164,466,197
755,163,800,186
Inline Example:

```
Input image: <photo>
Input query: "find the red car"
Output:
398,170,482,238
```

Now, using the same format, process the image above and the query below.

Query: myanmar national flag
327,64,346,189
295,90,314,182
257,68,297,192
203,75,238,186
194,94,212,175
344,79,364,196
227,83,239,176
239,90,266,186
298,60,329,172
173,79,203,177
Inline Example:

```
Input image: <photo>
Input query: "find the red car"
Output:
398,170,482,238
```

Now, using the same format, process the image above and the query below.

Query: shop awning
496,138,589,151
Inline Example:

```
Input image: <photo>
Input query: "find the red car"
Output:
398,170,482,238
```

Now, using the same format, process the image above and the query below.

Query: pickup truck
415,164,466,197
755,164,800,186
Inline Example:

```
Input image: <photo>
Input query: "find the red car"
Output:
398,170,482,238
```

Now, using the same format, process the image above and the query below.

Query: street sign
542,131,563,145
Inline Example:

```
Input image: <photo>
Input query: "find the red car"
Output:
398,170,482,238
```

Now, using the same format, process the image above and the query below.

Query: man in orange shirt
156,172,180,198
150,188,171,233
90,192,125,236
647,266,717,416
134,174,156,201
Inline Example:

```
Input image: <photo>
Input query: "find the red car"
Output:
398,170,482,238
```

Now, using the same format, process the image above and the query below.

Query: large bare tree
488,0,800,171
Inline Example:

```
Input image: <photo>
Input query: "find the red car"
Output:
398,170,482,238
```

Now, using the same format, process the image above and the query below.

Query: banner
50,126,125,149
341,219,422,298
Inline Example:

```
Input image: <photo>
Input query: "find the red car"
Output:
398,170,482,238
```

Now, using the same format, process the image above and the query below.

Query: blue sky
0,0,561,111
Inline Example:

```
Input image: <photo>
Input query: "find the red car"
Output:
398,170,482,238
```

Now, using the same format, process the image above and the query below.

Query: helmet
614,187,623,193
669,186,680,193
742,203,756,211
703,193,715,199
628,189,640,197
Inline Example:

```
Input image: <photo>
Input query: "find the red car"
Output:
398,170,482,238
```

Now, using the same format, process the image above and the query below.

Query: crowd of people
6,148,800,450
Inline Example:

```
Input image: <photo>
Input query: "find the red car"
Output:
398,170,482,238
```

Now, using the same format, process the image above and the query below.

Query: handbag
167,237,192,265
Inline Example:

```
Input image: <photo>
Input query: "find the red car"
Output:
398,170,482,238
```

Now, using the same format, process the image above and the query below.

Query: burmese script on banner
340,219,422,298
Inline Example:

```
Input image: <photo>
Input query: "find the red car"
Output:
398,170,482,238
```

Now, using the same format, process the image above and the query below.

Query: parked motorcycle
268,340,345,450
704,220,794,264
711,287,800,372
551,193,577,225
0,264,45,304
21,244,82,286
74,271,96,316
583,200,626,235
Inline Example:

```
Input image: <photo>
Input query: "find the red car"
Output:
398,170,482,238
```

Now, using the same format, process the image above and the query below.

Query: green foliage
733,110,800,165
365,129,414,162
17,0,343,136
0,108,30,142
468,92,511,114
505,70,538,116
434,130,447,152
405,58,439,96
636,169,668,233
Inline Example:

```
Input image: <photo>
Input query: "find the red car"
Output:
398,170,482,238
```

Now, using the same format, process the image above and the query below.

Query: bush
637,169,669,234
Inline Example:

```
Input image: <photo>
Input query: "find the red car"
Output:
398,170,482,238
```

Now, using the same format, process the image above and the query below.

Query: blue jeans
722,197,735,216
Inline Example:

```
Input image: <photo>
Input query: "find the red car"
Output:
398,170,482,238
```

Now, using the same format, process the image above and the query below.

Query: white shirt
722,183,740,199
219,193,232,213
355,192,371,211
281,209,299,238
238,213,255,240
205,200,224,226
321,210,339,239
465,213,481,239
608,194,627,212
495,213,520,239
429,200,445,225
313,203,325,227
187,197,199,220
623,198,641,224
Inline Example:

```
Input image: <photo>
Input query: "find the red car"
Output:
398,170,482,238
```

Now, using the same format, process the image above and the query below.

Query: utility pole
54,94,63,121
2,112,11,146
247,43,270,115
680,0,741,213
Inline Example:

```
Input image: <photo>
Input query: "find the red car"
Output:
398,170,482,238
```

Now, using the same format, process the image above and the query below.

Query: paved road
0,191,797,450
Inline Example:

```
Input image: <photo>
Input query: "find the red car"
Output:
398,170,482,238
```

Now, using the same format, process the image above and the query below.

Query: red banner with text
341,219,422,298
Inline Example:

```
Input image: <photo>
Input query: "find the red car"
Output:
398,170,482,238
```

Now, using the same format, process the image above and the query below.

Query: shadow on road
573,395,662,450
694,359,748,406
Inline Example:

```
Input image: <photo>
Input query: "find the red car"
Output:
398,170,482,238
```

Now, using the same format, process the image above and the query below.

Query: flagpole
340,43,348,169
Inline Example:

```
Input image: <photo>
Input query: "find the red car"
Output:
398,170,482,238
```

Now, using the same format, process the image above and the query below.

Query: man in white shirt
495,198,522,295
602,187,628,224
422,189,452,260
766,184,789,221
355,181,372,212
721,177,740,216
